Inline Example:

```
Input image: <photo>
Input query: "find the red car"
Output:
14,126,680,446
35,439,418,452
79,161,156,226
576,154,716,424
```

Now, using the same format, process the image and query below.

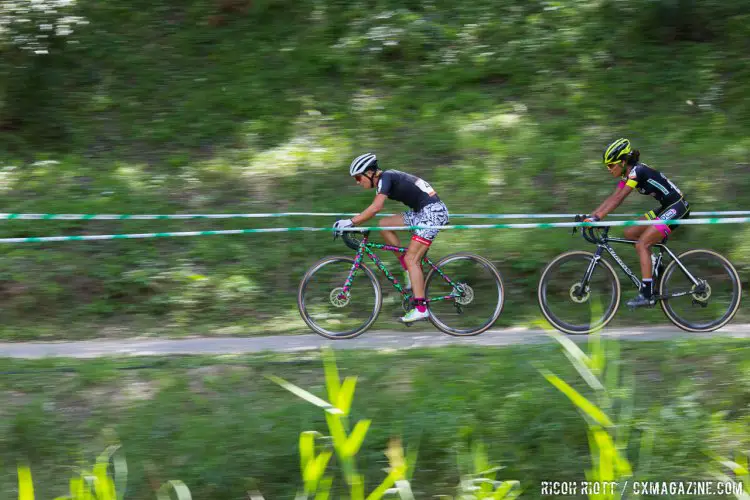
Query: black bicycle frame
339,232,462,304
579,226,704,299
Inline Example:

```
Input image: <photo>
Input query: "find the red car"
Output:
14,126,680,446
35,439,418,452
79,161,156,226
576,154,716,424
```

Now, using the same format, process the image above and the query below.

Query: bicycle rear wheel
298,256,382,339
425,252,504,336
659,249,742,332
537,251,621,334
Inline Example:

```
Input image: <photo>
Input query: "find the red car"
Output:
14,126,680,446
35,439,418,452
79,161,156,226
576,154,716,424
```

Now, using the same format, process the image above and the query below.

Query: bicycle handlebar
342,230,369,251
342,216,609,249
573,215,610,245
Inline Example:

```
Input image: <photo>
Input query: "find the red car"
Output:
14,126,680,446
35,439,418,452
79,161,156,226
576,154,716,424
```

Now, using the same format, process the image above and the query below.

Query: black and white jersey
377,170,441,211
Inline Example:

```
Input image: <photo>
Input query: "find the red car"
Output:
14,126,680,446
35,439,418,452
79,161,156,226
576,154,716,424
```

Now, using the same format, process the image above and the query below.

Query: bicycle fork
340,250,365,298
573,248,605,301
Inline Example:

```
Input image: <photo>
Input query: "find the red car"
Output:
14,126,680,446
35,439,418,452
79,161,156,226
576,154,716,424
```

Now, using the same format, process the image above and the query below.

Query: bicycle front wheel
425,252,505,336
298,256,382,339
659,249,742,332
538,251,621,334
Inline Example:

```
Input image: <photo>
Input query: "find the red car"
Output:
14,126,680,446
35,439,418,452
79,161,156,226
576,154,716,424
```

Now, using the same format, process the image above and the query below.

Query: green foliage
707,451,750,500
267,348,420,498
1,342,749,498
16,443,191,500
535,303,643,499
2,0,750,337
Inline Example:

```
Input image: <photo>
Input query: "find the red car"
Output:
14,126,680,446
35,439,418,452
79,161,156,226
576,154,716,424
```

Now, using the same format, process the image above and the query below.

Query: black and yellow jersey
623,162,683,207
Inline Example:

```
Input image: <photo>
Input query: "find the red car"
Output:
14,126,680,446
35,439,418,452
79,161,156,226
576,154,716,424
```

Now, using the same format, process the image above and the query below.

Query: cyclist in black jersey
585,138,691,308
332,153,449,323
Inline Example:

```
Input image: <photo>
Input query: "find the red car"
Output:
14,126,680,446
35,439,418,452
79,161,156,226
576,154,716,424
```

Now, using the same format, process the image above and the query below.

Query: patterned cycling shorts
645,198,690,238
402,201,450,246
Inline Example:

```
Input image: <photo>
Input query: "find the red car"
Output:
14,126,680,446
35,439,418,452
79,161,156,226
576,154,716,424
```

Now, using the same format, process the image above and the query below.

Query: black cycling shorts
645,198,690,237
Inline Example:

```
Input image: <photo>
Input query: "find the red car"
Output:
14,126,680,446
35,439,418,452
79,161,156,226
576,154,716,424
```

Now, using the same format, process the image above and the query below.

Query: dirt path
1,323,748,359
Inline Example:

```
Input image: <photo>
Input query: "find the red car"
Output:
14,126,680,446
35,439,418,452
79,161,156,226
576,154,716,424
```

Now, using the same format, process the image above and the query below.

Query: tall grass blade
540,369,614,428
547,330,604,392
337,376,358,416
156,480,192,500
266,375,342,414
322,348,341,409
343,420,372,458
17,465,35,500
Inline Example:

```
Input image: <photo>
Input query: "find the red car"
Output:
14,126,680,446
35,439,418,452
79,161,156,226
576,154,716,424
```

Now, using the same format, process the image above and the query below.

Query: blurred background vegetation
2,0,750,339
1,341,749,498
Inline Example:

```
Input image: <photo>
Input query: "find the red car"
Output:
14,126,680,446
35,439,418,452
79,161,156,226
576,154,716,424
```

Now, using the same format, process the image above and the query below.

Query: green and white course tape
0,217,747,244
2,211,750,221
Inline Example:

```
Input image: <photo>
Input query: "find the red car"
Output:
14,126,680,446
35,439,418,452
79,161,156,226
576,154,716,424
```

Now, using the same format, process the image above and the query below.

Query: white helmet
349,153,378,176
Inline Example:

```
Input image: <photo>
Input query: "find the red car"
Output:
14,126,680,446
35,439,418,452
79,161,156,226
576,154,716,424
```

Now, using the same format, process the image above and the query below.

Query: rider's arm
593,184,632,219
352,194,388,225
592,184,623,216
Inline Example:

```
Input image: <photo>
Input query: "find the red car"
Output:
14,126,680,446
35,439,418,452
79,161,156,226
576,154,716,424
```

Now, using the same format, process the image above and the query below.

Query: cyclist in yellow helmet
585,138,691,308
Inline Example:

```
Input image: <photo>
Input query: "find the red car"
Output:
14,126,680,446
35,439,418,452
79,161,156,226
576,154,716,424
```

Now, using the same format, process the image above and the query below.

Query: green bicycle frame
339,233,463,304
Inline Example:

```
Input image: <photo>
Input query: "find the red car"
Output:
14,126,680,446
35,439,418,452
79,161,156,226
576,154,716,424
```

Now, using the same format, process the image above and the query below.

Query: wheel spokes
539,253,620,334
427,255,503,336
300,259,380,338
660,251,741,331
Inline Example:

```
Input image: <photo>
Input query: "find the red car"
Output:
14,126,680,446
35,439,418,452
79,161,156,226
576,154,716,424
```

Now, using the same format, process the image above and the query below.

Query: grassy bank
1,339,749,498
2,0,750,339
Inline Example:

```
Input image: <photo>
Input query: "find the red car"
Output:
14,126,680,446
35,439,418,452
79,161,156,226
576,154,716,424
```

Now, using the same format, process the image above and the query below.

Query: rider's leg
379,214,409,270
379,214,405,247
627,225,667,307
623,215,649,241
404,237,431,311
399,202,448,322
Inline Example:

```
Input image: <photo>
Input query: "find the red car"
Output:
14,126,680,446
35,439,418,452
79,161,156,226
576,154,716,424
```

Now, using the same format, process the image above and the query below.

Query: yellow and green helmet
603,138,632,165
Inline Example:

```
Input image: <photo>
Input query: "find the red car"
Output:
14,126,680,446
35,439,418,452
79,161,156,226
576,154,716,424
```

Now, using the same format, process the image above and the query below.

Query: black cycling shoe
626,293,656,309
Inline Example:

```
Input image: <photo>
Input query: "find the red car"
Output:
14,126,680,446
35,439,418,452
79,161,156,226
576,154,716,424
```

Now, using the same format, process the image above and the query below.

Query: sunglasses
606,162,621,170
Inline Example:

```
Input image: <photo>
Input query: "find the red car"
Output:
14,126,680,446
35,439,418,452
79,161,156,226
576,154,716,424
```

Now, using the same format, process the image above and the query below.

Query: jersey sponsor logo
628,167,638,179
377,179,383,193
659,208,678,220
415,178,436,196
646,178,670,196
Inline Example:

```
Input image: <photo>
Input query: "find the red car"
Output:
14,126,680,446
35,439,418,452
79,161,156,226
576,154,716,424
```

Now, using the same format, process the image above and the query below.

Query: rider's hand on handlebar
573,214,596,234
332,218,354,240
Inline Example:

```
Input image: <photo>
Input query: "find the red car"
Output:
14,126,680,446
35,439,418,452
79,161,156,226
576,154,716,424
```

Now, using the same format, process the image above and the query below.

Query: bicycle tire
537,250,621,335
425,252,505,336
659,249,742,332
297,256,382,339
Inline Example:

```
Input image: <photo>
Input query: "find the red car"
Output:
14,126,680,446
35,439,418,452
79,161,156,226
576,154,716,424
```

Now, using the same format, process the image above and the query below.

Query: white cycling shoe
400,308,429,323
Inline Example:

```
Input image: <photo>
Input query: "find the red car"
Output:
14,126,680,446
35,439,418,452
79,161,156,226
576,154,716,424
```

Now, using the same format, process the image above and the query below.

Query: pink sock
415,298,427,313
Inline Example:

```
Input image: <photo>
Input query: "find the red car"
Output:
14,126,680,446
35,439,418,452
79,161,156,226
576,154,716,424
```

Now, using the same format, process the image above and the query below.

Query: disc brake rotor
569,282,590,303
691,281,711,302
330,287,350,307
454,283,475,306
